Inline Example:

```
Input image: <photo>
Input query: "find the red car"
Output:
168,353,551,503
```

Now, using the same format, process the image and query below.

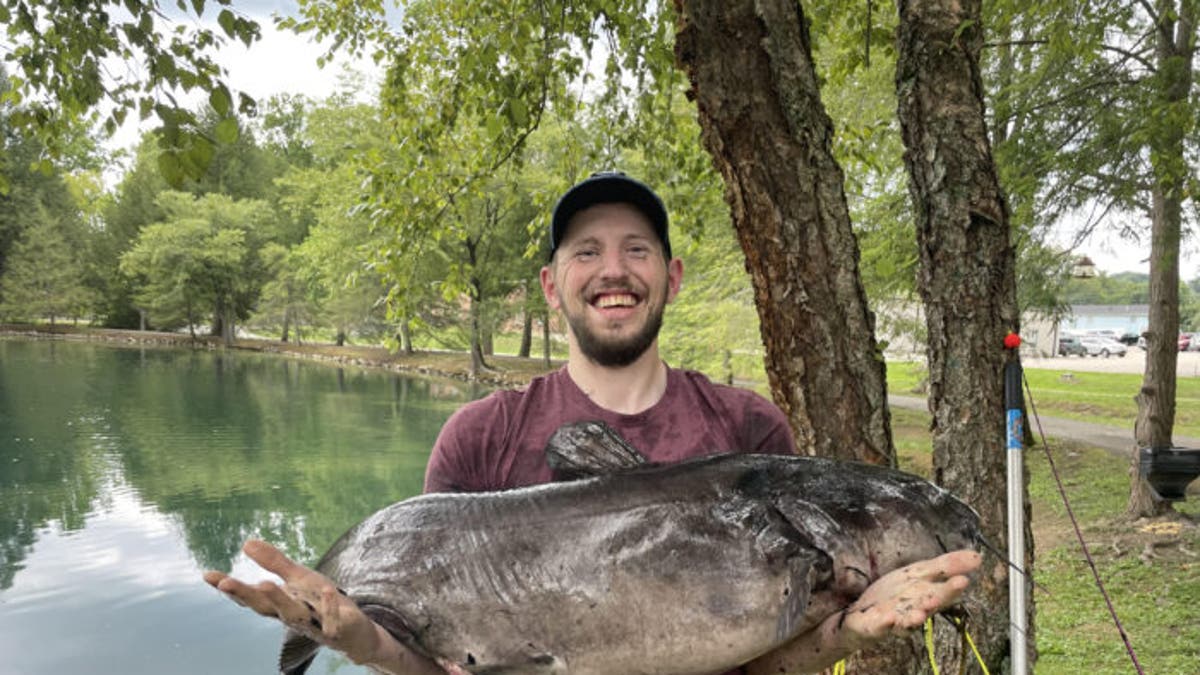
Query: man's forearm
744,610,862,675
350,623,447,675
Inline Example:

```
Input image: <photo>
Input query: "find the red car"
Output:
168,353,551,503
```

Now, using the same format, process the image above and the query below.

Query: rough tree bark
1128,0,1196,518
673,0,895,467
895,0,1026,671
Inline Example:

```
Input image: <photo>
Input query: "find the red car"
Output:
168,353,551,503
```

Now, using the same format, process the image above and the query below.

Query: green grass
1027,442,1200,674
890,409,1200,674
886,361,1200,438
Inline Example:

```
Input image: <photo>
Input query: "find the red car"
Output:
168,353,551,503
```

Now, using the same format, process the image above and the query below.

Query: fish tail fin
279,629,319,675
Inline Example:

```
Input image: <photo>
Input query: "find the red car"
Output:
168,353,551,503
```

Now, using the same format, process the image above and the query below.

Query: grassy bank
890,408,1200,674
886,360,1200,438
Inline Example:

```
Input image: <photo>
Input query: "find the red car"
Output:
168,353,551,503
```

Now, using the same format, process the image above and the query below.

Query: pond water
0,338,484,674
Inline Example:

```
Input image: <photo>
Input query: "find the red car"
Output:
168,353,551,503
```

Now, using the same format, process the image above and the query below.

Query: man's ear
666,257,684,303
540,264,561,310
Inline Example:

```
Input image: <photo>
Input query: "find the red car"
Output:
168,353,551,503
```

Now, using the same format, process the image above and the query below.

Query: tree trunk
398,318,414,354
1129,0,1195,518
895,0,1026,671
281,310,291,343
542,311,551,368
673,0,895,466
519,306,533,358
468,286,488,379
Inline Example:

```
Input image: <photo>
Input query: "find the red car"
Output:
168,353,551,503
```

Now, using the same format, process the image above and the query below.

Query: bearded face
560,274,670,367
541,203,681,368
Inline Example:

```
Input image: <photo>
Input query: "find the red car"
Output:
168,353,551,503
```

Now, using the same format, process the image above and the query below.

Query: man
205,172,980,674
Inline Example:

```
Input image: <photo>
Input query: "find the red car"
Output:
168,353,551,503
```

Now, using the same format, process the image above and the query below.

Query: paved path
888,394,1200,456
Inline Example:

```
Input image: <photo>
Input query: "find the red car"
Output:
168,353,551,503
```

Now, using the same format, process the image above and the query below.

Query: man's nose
597,250,630,278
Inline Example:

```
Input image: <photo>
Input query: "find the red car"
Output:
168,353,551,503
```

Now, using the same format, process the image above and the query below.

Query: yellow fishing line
843,617,990,674
962,626,991,675
949,615,992,675
924,617,941,675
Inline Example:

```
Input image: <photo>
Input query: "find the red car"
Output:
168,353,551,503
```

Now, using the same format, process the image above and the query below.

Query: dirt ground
1023,348,1200,377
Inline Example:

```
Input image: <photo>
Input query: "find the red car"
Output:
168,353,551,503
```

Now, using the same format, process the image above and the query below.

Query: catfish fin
279,629,318,675
544,421,648,480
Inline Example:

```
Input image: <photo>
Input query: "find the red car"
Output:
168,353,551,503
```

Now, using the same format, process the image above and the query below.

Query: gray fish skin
280,441,980,674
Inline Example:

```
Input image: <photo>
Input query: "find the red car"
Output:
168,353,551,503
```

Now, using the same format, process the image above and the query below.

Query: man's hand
747,549,982,675
203,540,455,675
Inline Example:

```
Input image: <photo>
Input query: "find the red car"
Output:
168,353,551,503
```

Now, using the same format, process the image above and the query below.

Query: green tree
263,95,396,346
0,204,92,323
979,0,1198,516
96,135,170,327
119,191,272,343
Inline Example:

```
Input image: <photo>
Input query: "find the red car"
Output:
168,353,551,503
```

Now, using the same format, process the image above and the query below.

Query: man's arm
203,540,461,675
746,550,981,675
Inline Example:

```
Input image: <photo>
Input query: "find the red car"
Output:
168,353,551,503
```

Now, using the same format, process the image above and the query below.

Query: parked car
1188,333,1200,352
1117,332,1140,346
1182,333,1195,351
1058,336,1088,356
1079,336,1127,357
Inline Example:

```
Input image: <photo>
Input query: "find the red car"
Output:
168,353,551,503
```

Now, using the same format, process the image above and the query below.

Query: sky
104,2,1199,282
1050,216,1200,281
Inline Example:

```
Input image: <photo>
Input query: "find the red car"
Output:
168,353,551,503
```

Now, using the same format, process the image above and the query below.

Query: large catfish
279,421,981,675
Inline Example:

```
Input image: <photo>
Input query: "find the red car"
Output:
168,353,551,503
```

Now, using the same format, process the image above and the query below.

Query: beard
561,281,667,368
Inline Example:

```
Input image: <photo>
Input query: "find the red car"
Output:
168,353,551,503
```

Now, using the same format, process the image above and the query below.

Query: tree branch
1100,42,1157,73
983,39,1048,49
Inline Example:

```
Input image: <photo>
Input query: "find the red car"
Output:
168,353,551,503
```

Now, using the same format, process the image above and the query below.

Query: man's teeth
595,294,637,308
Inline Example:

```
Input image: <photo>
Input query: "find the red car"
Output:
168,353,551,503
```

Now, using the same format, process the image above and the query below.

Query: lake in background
0,338,484,674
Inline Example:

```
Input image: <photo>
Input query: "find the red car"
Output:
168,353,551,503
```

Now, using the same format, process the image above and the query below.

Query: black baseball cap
549,171,671,260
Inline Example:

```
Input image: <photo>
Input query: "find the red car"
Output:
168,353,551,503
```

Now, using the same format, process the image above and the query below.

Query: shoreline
0,324,559,389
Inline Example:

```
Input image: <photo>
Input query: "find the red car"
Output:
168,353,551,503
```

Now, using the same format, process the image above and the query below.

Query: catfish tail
279,630,319,675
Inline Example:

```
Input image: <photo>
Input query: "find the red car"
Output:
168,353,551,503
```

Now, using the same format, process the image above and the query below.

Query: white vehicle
1079,336,1127,358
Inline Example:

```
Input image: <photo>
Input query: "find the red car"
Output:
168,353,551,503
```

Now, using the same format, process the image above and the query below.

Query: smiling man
422,171,796,494
205,172,979,675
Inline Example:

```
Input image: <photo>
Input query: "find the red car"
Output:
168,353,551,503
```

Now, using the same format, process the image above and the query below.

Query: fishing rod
1005,332,1146,675
1002,333,1028,675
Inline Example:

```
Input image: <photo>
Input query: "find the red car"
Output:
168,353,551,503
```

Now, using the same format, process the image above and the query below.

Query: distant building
873,302,1149,360
1072,255,1098,279
1061,304,1149,337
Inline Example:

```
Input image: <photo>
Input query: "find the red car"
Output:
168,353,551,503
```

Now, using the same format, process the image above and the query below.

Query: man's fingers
202,570,227,589
899,550,981,582
319,586,344,641
243,539,306,581
260,580,315,626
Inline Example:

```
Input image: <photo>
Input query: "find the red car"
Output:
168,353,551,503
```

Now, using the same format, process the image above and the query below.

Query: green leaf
217,9,235,38
186,135,215,171
214,117,239,144
209,85,232,116
157,151,185,188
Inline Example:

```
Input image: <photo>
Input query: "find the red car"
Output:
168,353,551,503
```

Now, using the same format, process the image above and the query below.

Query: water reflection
0,338,477,673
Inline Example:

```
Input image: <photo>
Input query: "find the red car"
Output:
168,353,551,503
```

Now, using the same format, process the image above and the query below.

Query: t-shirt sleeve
423,395,509,493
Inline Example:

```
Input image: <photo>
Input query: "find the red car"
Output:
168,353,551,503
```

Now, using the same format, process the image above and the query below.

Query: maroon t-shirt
423,366,796,675
424,365,796,492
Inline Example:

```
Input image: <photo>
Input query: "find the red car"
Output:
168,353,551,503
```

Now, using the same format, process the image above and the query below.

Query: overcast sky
106,1,1198,281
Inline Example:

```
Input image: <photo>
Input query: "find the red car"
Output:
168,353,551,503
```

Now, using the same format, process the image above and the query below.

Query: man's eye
575,249,598,260
628,245,650,258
